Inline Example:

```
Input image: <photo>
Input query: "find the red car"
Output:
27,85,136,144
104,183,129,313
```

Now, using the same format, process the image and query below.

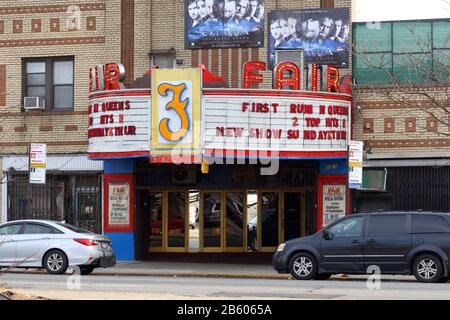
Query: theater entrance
138,188,315,256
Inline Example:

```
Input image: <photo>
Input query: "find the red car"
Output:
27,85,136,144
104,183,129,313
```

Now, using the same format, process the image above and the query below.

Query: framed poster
322,184,346,227
185,0,264,49
268,8,350,68
104,175,134,232
317,174,348,230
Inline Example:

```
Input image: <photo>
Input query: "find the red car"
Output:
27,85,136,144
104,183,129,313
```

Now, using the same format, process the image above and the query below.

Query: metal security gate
7,173,102,233
388,166,450,212
354,166,450,213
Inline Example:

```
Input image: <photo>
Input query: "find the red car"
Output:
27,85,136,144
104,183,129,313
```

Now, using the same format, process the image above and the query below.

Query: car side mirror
323,230,334,240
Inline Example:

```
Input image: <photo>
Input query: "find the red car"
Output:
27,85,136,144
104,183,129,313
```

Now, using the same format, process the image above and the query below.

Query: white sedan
0,220,116,275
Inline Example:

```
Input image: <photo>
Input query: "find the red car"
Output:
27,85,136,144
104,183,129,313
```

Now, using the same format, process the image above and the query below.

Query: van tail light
74,239,98,246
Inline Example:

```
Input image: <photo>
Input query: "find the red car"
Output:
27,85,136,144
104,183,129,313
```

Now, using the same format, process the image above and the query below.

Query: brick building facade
0,0,353,227
0,0,448,231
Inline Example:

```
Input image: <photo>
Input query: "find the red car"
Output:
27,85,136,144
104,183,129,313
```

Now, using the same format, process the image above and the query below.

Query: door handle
366,239,376,244
352,240,360,244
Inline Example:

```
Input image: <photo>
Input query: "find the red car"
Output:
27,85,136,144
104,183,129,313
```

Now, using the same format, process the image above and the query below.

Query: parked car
0,220,116,275
273,212,450,283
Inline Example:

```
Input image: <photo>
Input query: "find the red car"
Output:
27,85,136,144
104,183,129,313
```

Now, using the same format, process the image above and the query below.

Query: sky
354,0,450,22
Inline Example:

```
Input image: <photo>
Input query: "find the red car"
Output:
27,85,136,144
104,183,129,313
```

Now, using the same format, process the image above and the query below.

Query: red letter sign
274,62,301,90
104,63,125,91
311,64,319,91
327,65,340,93
242,61,266,88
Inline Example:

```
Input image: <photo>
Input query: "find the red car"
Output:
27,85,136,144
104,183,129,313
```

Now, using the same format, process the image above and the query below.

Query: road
1,273,450,300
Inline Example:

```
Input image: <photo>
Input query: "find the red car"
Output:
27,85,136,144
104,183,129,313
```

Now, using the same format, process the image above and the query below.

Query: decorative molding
367,139,450,149
0,36,105,47
0,3,106,15
0,141,88,147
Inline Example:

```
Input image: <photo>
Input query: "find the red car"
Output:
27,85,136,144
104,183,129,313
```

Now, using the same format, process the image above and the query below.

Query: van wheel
413,254,443,283
289,252,318,280
43,250,68,275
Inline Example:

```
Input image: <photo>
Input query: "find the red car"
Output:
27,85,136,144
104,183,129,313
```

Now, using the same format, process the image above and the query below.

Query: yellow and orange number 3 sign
151,68,202,157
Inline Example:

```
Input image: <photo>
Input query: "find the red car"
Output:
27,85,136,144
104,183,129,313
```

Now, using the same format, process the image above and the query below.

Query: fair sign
87,63,351,160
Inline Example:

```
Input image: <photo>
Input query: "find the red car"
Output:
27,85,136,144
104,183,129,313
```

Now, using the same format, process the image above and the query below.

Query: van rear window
412,215,450,233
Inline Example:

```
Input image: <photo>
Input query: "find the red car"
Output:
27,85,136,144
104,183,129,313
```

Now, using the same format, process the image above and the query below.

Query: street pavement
1,272,450,300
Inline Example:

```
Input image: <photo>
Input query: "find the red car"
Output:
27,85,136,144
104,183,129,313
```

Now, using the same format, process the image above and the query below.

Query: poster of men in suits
185,0,264,49
268,8,349,68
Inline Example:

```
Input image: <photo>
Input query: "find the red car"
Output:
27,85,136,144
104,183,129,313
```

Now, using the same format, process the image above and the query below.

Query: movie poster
185,0,264,49
268,8,350,68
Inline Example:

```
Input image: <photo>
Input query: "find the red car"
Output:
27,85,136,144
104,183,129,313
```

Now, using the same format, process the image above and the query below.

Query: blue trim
90,154,146,161
319,159,348,174
105,232,135,261
104,159,134,174
204,154,347,160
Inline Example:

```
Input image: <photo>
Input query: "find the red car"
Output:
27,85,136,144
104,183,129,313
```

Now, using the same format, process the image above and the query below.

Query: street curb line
3,270,291,280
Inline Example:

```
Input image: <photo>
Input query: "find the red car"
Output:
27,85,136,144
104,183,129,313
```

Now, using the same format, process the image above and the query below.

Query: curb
2,270,419,282
3,269,292,280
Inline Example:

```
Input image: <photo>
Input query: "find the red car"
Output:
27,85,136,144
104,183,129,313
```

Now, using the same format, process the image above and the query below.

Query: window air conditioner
23,97,45,110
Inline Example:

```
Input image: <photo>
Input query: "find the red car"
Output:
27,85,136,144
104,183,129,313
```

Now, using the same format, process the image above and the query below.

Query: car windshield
56,222,94,234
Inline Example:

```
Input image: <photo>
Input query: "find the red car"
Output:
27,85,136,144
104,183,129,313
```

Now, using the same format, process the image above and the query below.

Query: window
23,57,74,110
328,217,364,237
23,223,61,234
150,51,175,69
0,224,23,235
367,215,407,235
412,215,450,233
353,19,449,85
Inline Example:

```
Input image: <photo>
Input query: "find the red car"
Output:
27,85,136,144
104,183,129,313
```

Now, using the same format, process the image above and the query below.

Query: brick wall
0,0,120,155
352,86,450,155
132,0,353,89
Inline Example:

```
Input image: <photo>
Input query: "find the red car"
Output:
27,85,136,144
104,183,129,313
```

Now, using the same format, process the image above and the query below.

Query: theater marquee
202,91,350,157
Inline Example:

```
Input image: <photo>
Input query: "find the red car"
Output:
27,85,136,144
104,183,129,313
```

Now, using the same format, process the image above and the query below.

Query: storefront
88,63,352,260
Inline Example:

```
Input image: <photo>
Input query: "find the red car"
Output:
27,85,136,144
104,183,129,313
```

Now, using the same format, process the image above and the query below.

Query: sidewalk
90,261,417,282
91,261,291,279
4,260,417,281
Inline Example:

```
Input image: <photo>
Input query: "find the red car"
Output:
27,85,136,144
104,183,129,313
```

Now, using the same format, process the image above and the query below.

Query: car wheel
43,250,68,275
80,266,95,275
314,273,332,280
413,254,443,283
288,252,318,280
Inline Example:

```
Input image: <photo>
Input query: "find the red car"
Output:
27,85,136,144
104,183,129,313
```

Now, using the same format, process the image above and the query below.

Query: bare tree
352,22,449,136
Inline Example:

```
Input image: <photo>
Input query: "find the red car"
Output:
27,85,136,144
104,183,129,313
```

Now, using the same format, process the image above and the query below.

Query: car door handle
366,239,376,244
352,240,360,244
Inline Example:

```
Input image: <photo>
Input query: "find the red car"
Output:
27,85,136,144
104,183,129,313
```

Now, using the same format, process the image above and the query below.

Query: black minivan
272,212,450,283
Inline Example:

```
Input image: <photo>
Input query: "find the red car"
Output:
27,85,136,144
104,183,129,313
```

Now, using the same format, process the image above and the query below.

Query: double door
256,191,308,252
141,189,310,253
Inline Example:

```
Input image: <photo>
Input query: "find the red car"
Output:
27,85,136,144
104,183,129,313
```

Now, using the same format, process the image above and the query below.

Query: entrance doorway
138,189,312,255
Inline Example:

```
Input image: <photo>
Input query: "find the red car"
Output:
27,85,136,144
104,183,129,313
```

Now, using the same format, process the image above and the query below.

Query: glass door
259,191,280,252
147,191,163,252
282,192,304,242
201,191,223,252
165,191,188,252
225,191,246,252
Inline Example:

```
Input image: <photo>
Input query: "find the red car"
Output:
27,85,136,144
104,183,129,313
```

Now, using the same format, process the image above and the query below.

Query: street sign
349,140,363,189
29,143,47,184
